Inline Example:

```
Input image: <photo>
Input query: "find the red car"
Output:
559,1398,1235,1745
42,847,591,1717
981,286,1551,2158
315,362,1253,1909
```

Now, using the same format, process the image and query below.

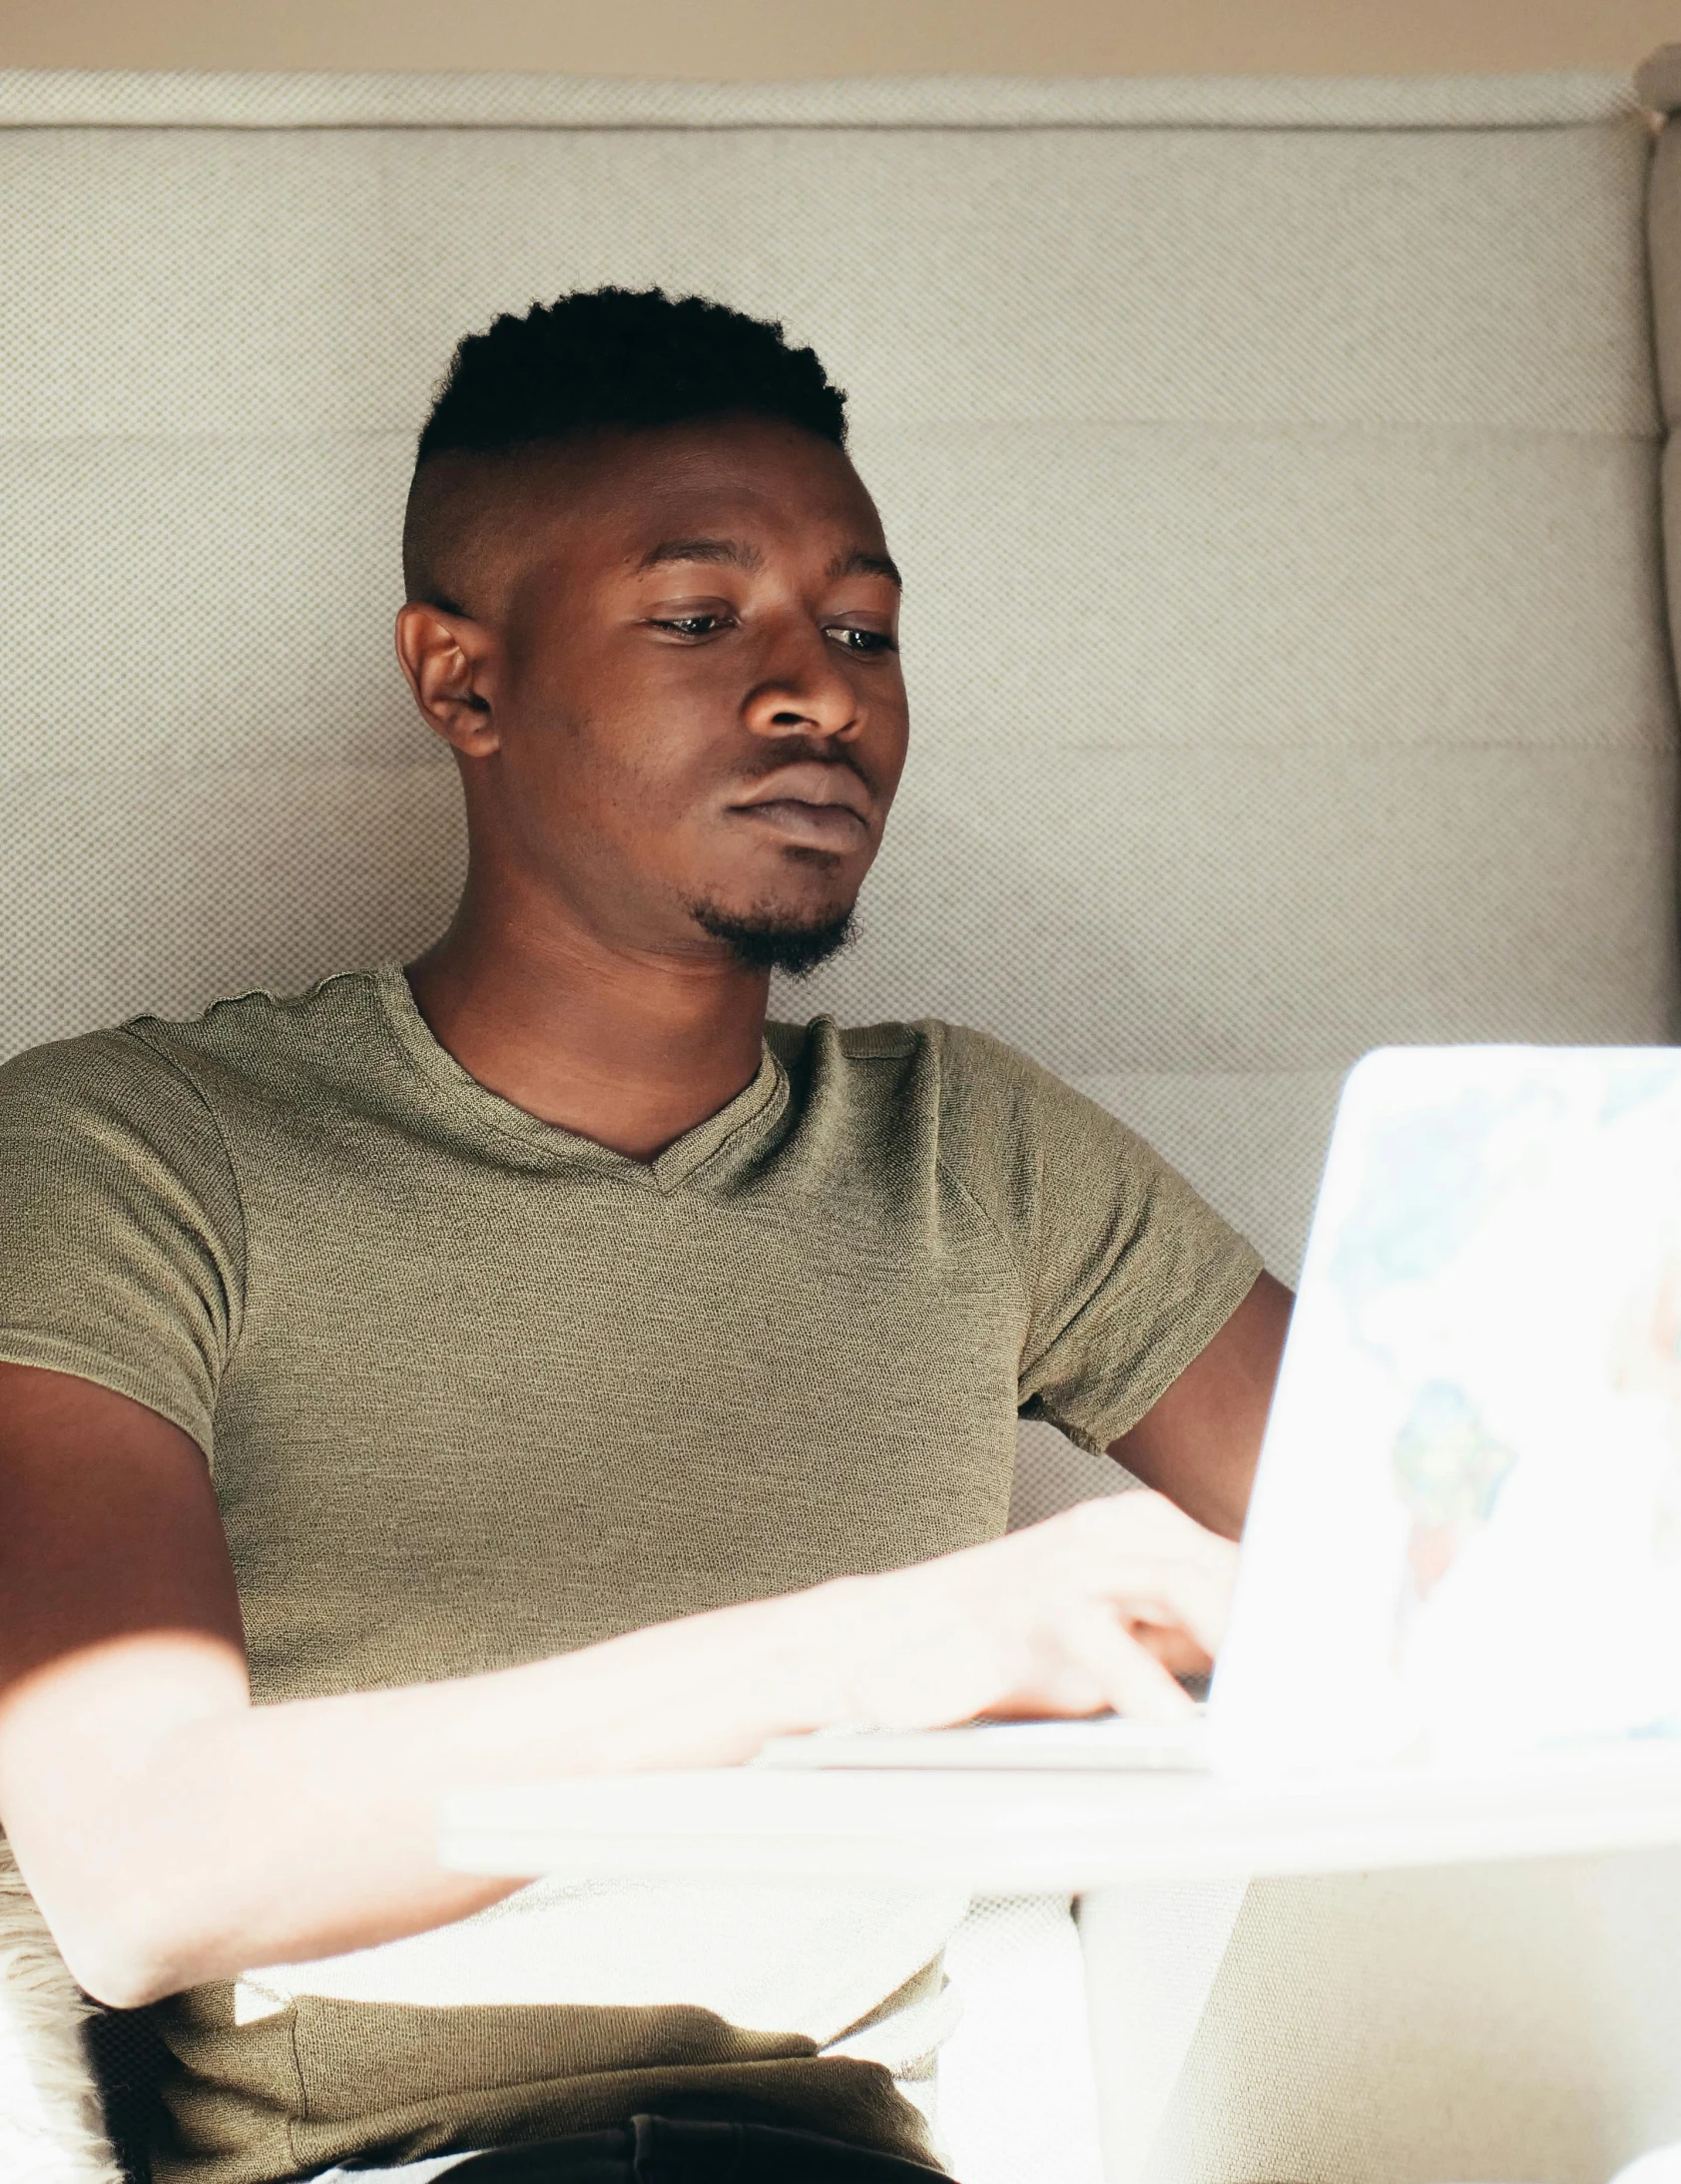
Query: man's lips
728,764,873,850
731,800,869,850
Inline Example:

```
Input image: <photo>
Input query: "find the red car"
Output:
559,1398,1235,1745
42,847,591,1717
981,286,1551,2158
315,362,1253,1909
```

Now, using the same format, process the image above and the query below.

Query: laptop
760,1047,1681,1780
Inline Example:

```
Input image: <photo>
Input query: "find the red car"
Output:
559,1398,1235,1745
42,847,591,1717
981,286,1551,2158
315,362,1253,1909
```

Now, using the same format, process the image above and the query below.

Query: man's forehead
417,420,891,614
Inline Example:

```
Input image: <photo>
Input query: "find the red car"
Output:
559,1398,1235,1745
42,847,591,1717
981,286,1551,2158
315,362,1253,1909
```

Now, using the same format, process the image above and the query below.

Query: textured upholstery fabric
2,63,1677,2184
1143,1849,1681,2184
0,68,1641,131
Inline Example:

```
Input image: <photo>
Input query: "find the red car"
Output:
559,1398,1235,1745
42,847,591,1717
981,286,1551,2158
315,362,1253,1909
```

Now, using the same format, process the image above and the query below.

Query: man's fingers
1125,1619,1213,1678
840,1490,1241,1734
1077,1550,1235,1659
1055,1600,1198,1723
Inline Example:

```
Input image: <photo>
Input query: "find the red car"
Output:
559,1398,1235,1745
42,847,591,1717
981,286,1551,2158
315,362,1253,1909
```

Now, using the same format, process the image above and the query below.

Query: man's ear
394,603,500,757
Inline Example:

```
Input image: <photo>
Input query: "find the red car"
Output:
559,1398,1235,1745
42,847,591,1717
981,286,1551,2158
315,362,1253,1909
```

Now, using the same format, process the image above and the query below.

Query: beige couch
4,50,1681,2184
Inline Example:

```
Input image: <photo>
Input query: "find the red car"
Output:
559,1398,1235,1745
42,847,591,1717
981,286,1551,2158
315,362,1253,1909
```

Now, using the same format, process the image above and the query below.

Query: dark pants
448,2114,952,2182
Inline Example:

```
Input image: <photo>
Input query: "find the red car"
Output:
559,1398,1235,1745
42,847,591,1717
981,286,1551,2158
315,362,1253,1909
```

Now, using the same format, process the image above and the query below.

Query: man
0,289,1290,2183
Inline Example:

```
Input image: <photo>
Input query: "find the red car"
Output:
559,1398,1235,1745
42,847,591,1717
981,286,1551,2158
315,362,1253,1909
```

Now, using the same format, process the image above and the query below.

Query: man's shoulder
0,967,390,1128
767,1013,1038,1080
124,966,386,1069
766,1015,1087,1170
766,1014,918,1068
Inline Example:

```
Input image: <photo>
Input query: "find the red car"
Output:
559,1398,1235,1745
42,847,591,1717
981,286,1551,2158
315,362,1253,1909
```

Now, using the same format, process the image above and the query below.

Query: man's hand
800,1489,1238,1730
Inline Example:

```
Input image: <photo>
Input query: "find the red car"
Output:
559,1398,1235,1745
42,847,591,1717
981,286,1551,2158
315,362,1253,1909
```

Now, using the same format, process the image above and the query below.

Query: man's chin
688,896,857,978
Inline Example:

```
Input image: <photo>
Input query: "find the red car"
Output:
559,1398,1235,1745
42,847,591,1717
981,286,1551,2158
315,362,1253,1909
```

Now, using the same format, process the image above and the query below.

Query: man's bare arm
0,1363,1237,2011
1107,1271,1294,1541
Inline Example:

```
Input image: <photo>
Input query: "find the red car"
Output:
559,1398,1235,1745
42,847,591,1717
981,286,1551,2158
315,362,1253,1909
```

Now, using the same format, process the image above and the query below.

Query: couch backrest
1,66,1673,1521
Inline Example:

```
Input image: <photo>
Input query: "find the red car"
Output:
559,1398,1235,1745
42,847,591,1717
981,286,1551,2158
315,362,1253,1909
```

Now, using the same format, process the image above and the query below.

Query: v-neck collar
369,962,790,1195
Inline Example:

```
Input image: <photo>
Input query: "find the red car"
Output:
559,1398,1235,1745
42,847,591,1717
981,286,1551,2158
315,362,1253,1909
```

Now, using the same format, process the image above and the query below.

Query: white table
440,1742,1681,1894
439,1745,1681,2184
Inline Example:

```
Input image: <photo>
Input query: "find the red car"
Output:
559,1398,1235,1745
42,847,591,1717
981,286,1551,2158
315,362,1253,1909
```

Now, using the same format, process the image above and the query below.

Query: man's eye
830,627,897,656
652,614,731,639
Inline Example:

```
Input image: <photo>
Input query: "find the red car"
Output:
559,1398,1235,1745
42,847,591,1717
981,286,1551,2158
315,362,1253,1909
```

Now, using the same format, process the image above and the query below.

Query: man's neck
404,893,773,1165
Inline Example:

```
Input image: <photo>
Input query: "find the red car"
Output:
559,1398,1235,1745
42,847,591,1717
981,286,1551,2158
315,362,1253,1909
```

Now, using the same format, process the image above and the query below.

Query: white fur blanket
0,1836,124,2184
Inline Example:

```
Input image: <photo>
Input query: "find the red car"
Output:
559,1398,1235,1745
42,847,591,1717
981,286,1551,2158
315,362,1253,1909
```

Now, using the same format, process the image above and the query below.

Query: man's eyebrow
635,537,765,573
633,537,901,588
829,548,902,588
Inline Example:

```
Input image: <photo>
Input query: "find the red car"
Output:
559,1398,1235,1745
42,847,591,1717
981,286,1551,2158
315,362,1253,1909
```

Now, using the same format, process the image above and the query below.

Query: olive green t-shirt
0,966,1261,2184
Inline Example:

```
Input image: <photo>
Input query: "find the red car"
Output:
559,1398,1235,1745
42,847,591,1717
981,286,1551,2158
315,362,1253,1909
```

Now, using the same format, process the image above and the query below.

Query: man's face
412,414,908,973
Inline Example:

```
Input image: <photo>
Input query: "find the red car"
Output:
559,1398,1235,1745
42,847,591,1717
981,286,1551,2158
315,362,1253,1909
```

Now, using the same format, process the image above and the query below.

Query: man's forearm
4,1585,840,2009
3,1496,1234,2010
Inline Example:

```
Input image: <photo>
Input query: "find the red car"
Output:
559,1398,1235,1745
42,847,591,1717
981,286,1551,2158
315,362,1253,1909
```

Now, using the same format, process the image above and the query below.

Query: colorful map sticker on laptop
1209,1047,1681,1777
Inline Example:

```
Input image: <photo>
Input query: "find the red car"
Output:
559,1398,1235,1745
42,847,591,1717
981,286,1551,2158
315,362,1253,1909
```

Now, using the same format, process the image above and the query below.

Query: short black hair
415,285,847,465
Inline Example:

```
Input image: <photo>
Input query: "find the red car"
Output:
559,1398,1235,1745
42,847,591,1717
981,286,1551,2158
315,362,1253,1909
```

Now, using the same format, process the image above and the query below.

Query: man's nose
741,625,860,742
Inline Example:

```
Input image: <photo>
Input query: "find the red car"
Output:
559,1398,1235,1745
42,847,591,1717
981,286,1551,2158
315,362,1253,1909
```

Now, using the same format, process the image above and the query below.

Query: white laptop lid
1209,1045,1681,1778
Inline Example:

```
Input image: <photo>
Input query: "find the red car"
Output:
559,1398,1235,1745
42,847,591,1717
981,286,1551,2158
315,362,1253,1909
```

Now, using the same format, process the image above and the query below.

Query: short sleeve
0,1028,247,1457
935,1026,1264,1456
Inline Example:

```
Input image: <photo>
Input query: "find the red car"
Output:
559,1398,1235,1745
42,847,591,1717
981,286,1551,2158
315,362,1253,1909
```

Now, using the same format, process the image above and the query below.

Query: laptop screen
1210,1046,1681,1777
